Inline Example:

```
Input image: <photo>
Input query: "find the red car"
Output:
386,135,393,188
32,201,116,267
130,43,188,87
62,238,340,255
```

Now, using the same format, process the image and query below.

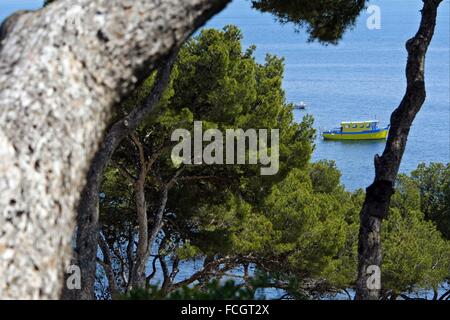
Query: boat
294,101,307,110
322,120,389,140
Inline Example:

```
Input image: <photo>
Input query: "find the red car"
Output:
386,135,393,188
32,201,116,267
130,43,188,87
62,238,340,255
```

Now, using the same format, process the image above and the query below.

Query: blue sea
1,0,449,299
2,0,448,189
204,0,450,190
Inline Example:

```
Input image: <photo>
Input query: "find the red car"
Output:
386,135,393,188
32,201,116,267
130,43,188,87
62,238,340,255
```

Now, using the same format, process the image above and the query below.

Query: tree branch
98,233,120,300
355,0,443,300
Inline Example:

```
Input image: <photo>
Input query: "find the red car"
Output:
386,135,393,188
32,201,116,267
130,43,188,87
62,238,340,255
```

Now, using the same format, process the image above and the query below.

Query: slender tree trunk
355,0,443,300
61,52,178,300
0,0,230,299
128,136,150,290
129,168,182,289
97,233,120,300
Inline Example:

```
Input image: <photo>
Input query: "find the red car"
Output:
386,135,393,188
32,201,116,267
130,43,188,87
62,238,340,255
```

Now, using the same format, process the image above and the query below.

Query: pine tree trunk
0,0,229,299
355,0,443,300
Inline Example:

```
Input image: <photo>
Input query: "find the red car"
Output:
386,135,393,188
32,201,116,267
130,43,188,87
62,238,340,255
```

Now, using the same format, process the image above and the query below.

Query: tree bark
128,135,150,290
129,167,182,289
0,0,230,299
355,0,443,300
61,50,177,301
97,233,120,300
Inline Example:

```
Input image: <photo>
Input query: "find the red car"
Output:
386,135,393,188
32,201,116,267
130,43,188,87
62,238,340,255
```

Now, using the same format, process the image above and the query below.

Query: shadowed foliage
251,0,366,44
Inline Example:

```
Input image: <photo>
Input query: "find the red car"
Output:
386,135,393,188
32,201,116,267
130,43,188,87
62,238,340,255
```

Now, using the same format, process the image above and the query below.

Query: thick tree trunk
61,52,177,300
0,0,230,299
355,0,442,300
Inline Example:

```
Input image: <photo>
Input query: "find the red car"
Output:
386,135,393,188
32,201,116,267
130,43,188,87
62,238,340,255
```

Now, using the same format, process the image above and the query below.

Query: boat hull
322,128,388,140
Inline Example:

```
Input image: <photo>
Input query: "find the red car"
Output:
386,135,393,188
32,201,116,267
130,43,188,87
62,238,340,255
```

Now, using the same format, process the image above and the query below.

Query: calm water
1,0,448,189
205,0,450,190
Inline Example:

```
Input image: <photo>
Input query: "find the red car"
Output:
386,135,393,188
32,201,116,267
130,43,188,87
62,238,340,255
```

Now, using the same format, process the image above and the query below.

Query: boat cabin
340,120,379,133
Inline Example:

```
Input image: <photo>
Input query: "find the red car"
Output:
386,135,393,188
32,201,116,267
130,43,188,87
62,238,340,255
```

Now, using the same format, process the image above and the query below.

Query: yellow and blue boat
322,120,389,140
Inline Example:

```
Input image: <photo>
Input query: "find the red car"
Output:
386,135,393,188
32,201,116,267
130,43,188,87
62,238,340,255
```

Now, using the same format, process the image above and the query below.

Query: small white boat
294,101,307,110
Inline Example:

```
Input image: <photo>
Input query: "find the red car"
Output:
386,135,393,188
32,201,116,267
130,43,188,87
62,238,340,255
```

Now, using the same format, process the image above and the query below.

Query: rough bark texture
355,0,443,300
61,51,177,300
0,0,230,299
